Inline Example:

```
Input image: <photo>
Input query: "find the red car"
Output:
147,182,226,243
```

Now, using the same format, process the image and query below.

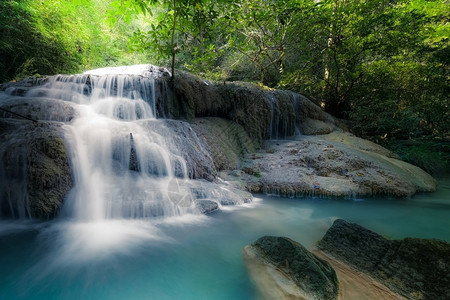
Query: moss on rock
318,219,450,300
190,118,257,171
244,236,339,300
0,119,72,219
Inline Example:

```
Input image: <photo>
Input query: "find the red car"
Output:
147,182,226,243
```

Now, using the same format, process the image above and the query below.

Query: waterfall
27,66,200,221
268,91,298,139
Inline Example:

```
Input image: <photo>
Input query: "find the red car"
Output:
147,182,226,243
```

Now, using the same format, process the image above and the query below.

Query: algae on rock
0,119,72,218
318,219,450,300
243,236,339,300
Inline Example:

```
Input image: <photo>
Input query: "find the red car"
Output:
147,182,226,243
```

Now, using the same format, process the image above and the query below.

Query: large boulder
318,219,450,300
0,119,72,218
243,236,339,300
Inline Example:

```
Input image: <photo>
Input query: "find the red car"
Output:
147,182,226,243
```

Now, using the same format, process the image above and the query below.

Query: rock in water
243,236,338,300
318,219,450,300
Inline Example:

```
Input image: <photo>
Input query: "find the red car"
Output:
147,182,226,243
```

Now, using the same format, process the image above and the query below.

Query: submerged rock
195,200,219,214
243,236,339,300
318,219,450,300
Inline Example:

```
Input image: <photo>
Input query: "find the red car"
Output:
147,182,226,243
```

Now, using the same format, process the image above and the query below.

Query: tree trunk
170,0,177,80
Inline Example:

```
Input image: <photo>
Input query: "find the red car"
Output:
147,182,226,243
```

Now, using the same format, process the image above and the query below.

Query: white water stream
26,66,199,221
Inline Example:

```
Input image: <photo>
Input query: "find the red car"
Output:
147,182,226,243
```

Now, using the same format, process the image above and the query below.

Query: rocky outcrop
168,70,436,198
0,65,439,218
318,219,450,300
243,236,339,300
190,117,257,171
0,96,77,122
0,119,72,218
0,76,48,96
171,71,341,146
219,132,437,197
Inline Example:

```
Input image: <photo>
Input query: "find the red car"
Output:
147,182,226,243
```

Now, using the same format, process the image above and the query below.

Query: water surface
1,178,449,300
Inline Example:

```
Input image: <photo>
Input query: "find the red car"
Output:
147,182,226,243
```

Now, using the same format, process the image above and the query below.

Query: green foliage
385,139,450,175
0,0,151,82
0,0,80,81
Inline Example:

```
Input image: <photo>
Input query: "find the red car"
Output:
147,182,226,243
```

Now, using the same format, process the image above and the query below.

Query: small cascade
267,91,297,140
0,145,30,218
268,94,279,139
27,66,201,221
26,74,158,119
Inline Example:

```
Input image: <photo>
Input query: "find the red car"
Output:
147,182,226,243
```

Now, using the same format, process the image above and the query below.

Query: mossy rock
244,236,339,300
318,219,450,300
0,119,72,218
190,117,257,171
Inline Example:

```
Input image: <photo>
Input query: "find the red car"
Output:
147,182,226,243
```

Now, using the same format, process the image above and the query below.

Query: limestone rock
294,94,343,135
0,119,72,218
243,236,339,300
190,117,257,171
195,200,219,214
1,67,439,218
318,219,450,300
0,76,48,96
170,72,341,147
0,96,77,122
229,132,436,198
150,119,217,181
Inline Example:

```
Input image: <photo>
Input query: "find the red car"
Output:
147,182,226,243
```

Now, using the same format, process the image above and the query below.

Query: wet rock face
0,67,439,218
0,97,77,122
171,72,341,147
154,119,217,181
190,117,257,171
243,236,339,300
0,76,49,96
0,119,72,218
318,219,450,300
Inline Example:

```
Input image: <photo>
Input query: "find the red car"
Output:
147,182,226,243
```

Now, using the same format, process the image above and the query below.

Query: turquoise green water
1,179,449,300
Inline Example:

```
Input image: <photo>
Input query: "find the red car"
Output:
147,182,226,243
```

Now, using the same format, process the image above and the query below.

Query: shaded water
1,179,449,300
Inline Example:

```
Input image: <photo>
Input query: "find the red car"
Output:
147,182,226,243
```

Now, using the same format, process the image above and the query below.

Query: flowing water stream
31,67,199,220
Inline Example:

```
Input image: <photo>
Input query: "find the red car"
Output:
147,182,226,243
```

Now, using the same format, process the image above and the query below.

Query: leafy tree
116,0,227,79
0,0,151,82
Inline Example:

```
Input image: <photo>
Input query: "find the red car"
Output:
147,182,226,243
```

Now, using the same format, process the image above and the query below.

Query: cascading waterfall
27,66,200,221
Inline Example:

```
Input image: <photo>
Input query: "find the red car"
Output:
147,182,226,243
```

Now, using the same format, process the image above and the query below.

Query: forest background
1,0,448,173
